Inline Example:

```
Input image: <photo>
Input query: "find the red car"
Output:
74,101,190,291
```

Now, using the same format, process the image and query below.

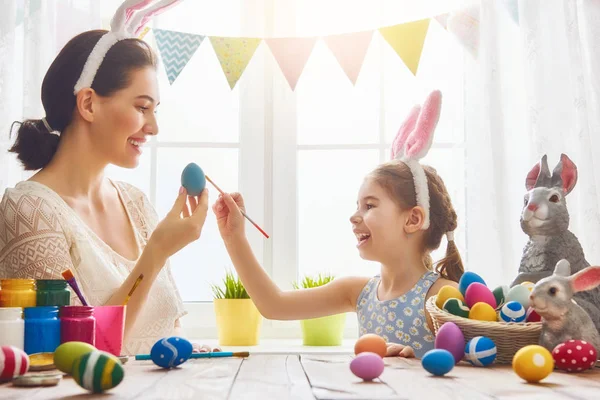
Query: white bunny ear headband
390,90,447,237
73,0,181,95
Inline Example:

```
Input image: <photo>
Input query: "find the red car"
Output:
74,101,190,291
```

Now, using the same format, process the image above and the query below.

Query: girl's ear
404,206,426,233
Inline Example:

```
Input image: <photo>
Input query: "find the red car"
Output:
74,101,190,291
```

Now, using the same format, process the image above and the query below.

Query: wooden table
2,354,600,399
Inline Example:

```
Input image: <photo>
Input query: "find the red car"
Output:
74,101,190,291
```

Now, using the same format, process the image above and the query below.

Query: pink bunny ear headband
390,90,451,239
73,0,181,95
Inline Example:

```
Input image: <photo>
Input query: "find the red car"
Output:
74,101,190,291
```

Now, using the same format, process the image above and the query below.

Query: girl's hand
147,187,208,262
212,192,246,242
385,343,415,358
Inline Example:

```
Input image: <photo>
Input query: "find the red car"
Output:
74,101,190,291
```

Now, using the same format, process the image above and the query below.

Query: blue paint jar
24,306,60,355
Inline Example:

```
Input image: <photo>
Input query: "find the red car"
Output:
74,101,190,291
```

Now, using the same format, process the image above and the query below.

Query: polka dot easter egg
434,322,465,364
150,337,193,369
181,162,206,196
506,285,531,310
465,282,497,309
421,349,455,376
0,346,29,381
469,302,497,322
553,340,597,372
435,285,464,309
512,345,554,383
354,334,387,358
349,352,385,381
465,336,496,367
443,298,470,318
499,301,526,323
458,271,486,297
72,351,124,393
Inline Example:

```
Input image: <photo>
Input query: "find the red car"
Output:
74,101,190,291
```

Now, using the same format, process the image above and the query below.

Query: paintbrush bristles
61,269,74,281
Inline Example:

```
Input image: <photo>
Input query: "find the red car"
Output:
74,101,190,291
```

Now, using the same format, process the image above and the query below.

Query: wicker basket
426,295,542,364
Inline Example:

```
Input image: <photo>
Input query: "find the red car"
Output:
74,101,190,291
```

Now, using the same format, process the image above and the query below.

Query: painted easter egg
421,349,455,376
354,334,387,358
435,285,464,309
349,352,385,381
443,298,470,318
150,336,194,369
181,162,206,196
465,336,497,367
520,281,535,292
458,271,486,296
525,307,541,323
72,351,124,393
492,285,509,309
54,341,96,374
0,346,29,380
552,340,597,372
499,301,526,323
434,322,465,364
469,302,497,322
506,285,531,310
512,345,554,383
465,283,497,309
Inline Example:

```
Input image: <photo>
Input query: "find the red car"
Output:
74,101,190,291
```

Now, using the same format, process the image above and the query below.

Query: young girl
212,90,464,358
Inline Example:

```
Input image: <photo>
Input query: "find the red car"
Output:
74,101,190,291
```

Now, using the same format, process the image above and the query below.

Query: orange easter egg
354,334,387,358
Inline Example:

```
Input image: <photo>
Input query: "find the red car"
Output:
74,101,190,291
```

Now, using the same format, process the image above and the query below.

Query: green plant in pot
212,271,262,346
293,273,346,346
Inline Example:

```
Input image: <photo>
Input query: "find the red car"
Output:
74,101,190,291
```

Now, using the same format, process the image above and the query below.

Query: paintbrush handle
134,351,249,361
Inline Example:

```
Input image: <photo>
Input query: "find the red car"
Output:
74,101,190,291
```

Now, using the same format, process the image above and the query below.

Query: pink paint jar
60,306,95,345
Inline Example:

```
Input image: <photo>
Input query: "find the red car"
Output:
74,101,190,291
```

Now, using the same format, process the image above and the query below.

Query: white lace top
0,180,186,355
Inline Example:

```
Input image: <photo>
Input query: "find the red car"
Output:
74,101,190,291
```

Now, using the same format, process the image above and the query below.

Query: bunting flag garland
501,0,519,25
379,18,431,75
265,37,317,90
434,13,450,30
447,5,480,58
153,29,205,84
323,30,373,85
209,37,262,89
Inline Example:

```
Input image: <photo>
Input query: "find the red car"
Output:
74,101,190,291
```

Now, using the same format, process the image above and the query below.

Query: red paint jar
60,306,95,345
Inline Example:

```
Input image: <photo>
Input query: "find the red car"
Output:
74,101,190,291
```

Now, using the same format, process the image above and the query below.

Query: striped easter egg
499,301,526,323
72,351,124,393
150,336,193,369
0,346,30,380
465,336,497,367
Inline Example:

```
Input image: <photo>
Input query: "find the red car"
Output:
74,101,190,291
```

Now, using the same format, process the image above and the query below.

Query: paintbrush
123,274,144,306
134,351,249,361
61,269,88,306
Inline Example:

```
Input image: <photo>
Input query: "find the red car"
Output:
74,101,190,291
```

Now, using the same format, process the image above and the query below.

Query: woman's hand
212,192,246,242
147,187,208,262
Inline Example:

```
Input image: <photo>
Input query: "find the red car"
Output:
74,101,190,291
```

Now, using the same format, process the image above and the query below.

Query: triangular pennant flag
209,37,262,89
323,30,373,85
447,5,480,58
29,0,42,16
153,29,205,85
501,0,519,25
15,2,25,26
434,13,449,30
379,19,430,75
138,26,151,40
266,37,317,90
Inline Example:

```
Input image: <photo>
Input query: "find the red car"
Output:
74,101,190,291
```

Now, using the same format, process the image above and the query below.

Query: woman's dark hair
9,30,157,170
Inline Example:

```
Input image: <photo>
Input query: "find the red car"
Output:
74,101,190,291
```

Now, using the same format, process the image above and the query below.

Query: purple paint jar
60,306,95,345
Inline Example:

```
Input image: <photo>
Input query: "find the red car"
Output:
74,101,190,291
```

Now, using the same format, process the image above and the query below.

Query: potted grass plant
293,273,346,346
212,271,262,346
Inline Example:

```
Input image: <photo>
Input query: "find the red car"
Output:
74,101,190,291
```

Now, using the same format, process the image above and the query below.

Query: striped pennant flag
153,29,205,85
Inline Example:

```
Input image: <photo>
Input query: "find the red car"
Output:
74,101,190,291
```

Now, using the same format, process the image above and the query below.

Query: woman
0,29,211,355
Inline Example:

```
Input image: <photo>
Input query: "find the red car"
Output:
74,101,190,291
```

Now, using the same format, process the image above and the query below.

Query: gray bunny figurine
512,153,600,332
530,259,600,352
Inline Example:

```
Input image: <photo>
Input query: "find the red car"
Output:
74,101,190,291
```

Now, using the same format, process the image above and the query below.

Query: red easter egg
465,283,497,309
552,340,597,372
526,307,541,323
0,346,30,380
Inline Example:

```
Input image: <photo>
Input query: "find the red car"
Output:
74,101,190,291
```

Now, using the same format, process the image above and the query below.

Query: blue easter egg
181,163,206,196
150,337,193,369
465,336,496,367
421,349,455,376
499,301,526,323
458,271,486,296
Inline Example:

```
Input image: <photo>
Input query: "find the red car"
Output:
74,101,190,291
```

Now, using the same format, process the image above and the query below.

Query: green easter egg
53,341,96,374
492,285,509,309
442,298,470,318
72,351,124,393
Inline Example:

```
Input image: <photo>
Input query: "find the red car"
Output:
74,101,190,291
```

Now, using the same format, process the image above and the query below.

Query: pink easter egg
465,282,497,309
0,346,29,380
434,322,465,364
349,352,385,381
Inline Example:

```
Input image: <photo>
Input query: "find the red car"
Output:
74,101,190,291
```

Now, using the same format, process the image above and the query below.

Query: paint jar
60,306,95,345
0,279,36,308
0,307,25,350
36,279,70,307
24,306,60,354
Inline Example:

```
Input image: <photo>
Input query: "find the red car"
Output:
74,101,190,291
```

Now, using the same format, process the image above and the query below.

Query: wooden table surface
2,354,600,399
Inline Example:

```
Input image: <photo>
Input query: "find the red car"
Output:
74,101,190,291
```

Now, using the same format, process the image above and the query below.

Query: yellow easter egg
512,345,554,383
469,302,497,322
435,285,465,309
520,281,535,292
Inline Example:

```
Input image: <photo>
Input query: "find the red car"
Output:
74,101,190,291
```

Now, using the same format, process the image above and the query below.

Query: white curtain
465,0,600,287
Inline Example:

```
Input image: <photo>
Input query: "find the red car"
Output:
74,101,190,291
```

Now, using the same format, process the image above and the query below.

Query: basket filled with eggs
425,271,542,364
